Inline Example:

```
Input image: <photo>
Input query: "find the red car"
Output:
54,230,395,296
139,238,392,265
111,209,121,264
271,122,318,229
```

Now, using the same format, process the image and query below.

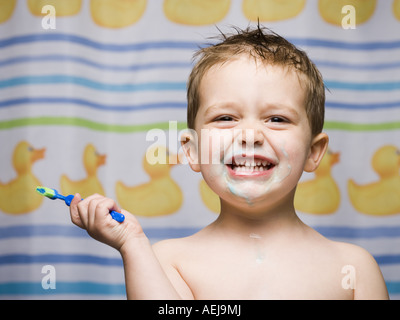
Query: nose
237,126,264,149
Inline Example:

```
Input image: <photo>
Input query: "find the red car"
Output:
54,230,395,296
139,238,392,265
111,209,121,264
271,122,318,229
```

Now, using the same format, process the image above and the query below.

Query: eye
269,116,287,123
214,115,234,122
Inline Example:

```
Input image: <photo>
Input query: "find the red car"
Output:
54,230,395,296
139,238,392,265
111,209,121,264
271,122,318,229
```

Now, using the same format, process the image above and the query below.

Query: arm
69,194,188,299
119,235,183,299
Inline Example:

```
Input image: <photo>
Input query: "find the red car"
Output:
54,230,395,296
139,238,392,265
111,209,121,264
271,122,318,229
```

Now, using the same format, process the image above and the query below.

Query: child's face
184,56,327,211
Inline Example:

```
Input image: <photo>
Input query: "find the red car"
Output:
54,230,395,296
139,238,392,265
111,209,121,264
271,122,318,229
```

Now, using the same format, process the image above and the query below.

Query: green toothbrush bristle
36,186,56,198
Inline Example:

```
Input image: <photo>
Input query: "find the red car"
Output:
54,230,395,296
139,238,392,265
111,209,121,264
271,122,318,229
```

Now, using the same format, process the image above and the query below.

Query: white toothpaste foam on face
221,145,292,205
263,146,292,190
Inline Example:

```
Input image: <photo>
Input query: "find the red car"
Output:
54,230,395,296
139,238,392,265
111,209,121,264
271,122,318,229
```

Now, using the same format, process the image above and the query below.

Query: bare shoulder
329,240,389,300
153,237,188,261
332,240,380,272
152,227,210,258
152,232,199,259
304,226,388,299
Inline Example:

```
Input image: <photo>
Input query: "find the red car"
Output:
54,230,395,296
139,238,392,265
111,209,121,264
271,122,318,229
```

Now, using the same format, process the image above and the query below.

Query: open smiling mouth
225,155,276,176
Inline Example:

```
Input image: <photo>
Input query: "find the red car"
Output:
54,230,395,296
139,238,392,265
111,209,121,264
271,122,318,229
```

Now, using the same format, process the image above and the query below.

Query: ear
304,132,329,173
180,129,201,172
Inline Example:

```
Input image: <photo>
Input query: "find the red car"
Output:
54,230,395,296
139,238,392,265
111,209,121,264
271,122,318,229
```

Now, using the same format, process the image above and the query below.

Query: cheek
199,163,227,202
198,129,233,165
282,140,310,176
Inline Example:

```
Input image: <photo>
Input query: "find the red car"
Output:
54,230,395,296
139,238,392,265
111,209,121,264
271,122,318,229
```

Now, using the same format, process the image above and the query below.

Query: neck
210,191,304,240
16,166,31,175
86,168,97,177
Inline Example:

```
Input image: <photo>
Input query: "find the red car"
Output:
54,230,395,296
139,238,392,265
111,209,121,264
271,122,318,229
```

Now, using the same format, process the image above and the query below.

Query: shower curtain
0,0,399,299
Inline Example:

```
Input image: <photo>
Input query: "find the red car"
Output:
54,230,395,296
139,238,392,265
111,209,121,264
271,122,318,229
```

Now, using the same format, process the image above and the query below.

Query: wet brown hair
187,25,325,136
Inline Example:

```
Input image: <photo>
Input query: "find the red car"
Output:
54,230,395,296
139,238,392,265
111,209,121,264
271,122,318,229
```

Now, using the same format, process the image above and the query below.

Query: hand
69,193,145,251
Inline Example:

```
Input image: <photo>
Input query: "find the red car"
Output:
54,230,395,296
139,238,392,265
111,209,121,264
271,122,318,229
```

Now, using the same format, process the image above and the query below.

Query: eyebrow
203,103,238,117
263,103,301,118
204,102,301,119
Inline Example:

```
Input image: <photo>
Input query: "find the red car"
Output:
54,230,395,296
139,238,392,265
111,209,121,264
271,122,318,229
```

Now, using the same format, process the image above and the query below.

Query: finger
77,193,103,229
86,196,119,229
70,193,84,228
101,197,121,215
87,196,103,229
92,197,121,224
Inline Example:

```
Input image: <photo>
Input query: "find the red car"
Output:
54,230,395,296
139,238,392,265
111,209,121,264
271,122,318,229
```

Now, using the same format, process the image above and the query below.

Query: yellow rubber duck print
242,0,306,22
394,0,400,21
318,0,376,26
163,0,230,25
199,179,220,214
27,0,82,16
90,0,147,28
348,145,400,216
294,149,340,215
0,0,16,23
0,141,45,214
60,144,106,198
115,145,182,217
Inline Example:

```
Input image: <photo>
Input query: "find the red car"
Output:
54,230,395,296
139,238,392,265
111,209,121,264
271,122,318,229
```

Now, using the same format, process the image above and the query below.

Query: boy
69,26,389,299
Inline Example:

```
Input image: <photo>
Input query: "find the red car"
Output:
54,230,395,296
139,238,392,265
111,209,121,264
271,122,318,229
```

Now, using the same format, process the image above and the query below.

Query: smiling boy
69,26,389,299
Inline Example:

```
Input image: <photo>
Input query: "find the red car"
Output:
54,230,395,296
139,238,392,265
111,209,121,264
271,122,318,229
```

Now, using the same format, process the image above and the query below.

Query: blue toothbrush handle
64,195,125,223
110,210,125,223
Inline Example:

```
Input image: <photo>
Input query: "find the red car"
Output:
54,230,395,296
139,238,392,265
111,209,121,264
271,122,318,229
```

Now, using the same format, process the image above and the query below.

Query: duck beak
97,154,106,166
331,152,340,165
32,147,46,162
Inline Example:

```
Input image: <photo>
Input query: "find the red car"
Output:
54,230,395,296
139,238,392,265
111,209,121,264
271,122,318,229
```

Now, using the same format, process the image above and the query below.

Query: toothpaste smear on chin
221,147,292,204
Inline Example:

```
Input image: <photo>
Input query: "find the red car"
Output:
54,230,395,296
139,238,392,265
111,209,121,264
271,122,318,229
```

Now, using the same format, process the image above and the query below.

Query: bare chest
178,249,354,300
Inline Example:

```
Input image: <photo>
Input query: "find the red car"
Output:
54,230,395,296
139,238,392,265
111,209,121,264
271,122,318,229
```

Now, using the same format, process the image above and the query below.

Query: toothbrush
36,186,125,223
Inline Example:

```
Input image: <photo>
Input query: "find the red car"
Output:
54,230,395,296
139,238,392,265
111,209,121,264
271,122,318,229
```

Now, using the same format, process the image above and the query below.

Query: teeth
233,165,267,172
233,159,272,167
231,163,273,172
234,158,245,166
229,156,275,173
